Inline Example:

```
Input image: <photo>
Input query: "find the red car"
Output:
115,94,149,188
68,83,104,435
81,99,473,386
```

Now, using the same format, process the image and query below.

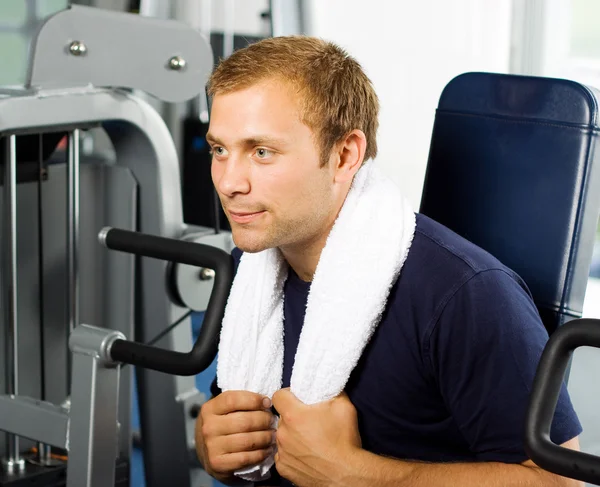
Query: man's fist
195,390,276,482
272,389,362,487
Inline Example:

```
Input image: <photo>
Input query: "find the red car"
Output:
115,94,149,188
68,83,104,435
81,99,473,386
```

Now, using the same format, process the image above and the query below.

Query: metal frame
26,5,213,103
0,324,125,487
1,135,25,474
68,325,123,487
0,396,69,450
0,4,216,486
269,0,306,36
0,87,212,486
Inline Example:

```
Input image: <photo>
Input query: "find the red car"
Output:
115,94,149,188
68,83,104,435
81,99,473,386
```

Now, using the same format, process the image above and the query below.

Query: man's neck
280,186,351,281
280,242,323,282
279,230,330,282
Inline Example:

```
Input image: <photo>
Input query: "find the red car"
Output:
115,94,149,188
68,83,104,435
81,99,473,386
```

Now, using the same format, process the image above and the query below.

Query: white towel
216,161,416,482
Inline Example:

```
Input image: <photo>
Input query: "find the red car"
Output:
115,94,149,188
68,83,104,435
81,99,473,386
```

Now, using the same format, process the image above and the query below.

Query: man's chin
236,245,266,254
231,234,272,253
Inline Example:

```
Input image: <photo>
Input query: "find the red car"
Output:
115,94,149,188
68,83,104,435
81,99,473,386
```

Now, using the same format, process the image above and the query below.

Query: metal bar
269,0,304,37
68,129,80,334
66,130,80,391
37,444,51,465
2,135,25,474
223,0,235,58
0,395,69,448
199,0,213,100
67,324,124,487
186,0,212,121
37,133,52,464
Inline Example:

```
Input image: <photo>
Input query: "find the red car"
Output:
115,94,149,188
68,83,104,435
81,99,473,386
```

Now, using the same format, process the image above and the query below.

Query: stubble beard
231,210,327,255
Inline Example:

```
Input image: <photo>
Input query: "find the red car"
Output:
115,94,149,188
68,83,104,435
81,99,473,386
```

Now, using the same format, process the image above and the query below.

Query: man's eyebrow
205,134,289,147
242,136,289,147
205,133,222,145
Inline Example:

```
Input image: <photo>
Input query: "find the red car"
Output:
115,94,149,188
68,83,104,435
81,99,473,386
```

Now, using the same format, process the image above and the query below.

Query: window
0,0,67,87
562,0,600,281
514,0,600,280
550,0,600,90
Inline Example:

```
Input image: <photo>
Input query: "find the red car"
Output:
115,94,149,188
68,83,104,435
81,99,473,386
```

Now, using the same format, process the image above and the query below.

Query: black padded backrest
420,72,600,334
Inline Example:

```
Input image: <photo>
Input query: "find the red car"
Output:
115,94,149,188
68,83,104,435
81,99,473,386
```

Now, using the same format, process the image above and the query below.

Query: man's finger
210,448,274,474
210,410,275,437
210,390,272,415
216,430,276,455
272,388,302,416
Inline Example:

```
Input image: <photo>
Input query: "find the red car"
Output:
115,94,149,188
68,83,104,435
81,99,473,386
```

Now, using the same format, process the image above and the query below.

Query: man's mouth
228,210,266,224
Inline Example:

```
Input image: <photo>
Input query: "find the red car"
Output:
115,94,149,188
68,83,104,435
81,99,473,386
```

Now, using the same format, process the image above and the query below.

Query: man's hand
272,388,362,487
195,390,276,484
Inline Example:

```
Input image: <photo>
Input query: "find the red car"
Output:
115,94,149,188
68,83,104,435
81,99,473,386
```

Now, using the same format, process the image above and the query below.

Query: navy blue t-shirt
223,213,581,486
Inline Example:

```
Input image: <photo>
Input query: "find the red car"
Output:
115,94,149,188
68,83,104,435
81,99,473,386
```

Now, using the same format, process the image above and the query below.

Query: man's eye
256,148,272,158
212,146,227,156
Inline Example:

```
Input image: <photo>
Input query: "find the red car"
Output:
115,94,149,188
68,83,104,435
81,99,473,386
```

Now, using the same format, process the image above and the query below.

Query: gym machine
526,317,600,486
421,71,600,486
0,5,234,486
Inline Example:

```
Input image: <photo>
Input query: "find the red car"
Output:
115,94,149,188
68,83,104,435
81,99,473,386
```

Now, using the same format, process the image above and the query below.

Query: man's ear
333,129,367,183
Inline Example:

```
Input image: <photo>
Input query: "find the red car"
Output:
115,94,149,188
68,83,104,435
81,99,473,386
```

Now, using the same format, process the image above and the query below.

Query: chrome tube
66,130,80,391
2,135,25,473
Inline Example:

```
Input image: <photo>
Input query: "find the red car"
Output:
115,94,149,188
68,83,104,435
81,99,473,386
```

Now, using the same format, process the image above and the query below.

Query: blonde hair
208,36,379,165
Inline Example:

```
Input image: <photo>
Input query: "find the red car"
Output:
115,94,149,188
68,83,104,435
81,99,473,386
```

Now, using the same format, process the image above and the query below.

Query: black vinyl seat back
420,72,600,335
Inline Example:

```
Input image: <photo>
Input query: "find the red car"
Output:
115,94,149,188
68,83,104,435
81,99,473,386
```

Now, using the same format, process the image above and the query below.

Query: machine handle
98,227,234,376
524,318,600,485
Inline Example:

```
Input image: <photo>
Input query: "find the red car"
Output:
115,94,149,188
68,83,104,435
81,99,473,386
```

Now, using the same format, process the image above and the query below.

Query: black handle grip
524,318,600,485
99,227,234,376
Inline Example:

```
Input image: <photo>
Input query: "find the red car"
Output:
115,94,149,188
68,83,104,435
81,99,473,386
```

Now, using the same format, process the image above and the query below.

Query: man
194,36,583,486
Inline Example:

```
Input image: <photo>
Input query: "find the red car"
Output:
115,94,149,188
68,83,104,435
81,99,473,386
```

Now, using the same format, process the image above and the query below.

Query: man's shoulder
390,214,531,317
231,214,529,302
410,213,515,277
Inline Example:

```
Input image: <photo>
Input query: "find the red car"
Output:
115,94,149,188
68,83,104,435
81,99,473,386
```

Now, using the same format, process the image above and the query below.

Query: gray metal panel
39,162,137,461
26,5,213,103
104,164,137,458
0,396,68,449
67,341,121,487
0,88,176,160
270,0,305,36
0,89,202,484
0,160,136,460
103,119,204,487
174,231,235,312
0,179,43,457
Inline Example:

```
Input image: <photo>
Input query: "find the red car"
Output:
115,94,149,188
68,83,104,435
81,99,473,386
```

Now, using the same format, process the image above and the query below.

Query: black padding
420,72,600,334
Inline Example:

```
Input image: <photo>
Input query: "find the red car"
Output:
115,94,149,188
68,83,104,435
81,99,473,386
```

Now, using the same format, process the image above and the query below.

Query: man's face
208,79,338,254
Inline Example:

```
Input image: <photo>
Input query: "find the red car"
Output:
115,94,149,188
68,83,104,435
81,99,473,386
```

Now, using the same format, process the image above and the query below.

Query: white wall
305,0,513,208
168,0,270,37
209,0,270,37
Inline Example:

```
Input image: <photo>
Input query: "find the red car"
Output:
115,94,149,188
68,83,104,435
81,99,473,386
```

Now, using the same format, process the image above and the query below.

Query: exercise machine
422,72,600,485
526,317,600,486
0,5,233,486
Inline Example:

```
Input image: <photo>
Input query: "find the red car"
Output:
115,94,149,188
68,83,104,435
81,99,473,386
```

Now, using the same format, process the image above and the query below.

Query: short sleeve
427,269,582,463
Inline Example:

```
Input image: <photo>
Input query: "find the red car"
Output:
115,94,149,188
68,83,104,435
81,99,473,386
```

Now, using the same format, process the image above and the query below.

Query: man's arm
341,436,582,487
272,389,583,487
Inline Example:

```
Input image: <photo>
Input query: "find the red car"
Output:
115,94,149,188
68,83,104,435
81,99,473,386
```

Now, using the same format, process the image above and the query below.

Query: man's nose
212,155,251,197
